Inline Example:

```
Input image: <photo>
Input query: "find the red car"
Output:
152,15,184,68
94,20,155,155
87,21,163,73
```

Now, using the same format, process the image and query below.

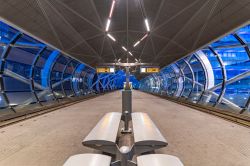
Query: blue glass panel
211,34,239,48
0,21,18,43
236,25,250,43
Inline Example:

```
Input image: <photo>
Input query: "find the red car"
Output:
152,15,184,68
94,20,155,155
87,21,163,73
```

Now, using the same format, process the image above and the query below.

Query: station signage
96,67,115,73
140,66,160,73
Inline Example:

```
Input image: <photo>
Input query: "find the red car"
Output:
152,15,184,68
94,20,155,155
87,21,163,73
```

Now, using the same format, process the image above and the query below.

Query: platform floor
0,90,249,166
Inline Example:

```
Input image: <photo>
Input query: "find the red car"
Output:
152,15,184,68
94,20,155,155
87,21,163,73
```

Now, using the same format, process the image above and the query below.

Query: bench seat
82,112,122,154
137,154,184,166
63,154,111,166
132,112,167,154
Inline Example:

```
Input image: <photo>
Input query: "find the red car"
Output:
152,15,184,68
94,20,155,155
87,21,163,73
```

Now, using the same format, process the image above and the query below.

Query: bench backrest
137,154,184,166
63,154,111,166
83,112,122,144
132,112,167,145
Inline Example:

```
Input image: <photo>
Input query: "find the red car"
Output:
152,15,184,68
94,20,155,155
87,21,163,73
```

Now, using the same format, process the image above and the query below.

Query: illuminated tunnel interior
0,1,249,166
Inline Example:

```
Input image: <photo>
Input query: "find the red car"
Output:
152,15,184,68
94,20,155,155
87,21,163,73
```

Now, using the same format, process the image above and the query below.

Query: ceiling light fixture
145,19,150,32
122,46,127,51
105,19,111,32
107,33,116,41
133,41,140,47
133,34,148,47
109,0,116,18
128,52,133,56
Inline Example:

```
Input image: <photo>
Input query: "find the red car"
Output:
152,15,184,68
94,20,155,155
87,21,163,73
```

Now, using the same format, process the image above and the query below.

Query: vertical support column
0,32,22,111
42,50,60,101
194,53,208,103
208,46,227,107
61,59,73,98
170,65,181,97
72,63,85,96
233,33,250,59
70,63,80,96
30,45,46,105
175,63,185,99
183,58,195,99
195,50,215,104
233,33,250,114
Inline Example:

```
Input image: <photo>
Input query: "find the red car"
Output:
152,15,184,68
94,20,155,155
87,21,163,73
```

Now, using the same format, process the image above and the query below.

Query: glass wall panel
140,23,250,117
0,20,120,120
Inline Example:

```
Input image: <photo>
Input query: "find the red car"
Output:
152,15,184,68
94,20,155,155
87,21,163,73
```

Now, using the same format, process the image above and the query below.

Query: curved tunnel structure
0,21,138,121
139,24,250,118
0,1,250,165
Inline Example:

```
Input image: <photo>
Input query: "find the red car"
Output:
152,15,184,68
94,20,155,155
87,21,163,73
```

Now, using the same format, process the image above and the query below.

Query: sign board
96,67,115,73
146,67,160,73
140,67,160,73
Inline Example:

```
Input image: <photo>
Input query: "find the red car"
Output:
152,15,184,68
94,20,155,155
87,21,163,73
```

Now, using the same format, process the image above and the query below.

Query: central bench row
64,154,183,166
63,112,184,166
83,112,167,155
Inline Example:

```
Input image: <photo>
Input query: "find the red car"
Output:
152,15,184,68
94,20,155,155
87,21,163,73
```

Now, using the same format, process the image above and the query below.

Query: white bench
132,112,168,154
137,154,184,166
63,154,111,166
82,112,122,154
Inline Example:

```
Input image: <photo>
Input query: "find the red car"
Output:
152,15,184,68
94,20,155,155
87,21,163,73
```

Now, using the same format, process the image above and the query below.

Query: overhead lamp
128,52,133,56
109,0,116,18
133,41,140,47
145,19,150,32
133,34,148,47
122,46,127,51
105,19,111,32
107,33,116,41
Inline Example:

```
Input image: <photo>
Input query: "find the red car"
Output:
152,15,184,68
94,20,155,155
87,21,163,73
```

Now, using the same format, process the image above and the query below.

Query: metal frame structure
140,23,250,117
0,20,117,119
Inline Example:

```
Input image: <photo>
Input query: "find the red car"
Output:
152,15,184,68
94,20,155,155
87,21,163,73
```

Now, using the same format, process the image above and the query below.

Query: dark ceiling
0,0,250,68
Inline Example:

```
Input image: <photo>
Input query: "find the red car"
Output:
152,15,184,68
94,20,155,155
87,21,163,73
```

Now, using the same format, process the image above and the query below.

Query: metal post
183,58,195,99
71,63,80,96
30,45,46,105
61,59,73,98
0,32,22,112
194,53,208,103
208,46,227,107
175,63,185,99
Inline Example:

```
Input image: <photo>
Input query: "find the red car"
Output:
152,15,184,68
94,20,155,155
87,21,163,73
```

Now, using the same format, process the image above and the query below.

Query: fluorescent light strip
141,34,148,41
122,46,127,51
145,19,150,32
109,0,116,18
105,19,111,32
133,41,140,47
107,33,116,41
133,34,148,47
128,52,133,56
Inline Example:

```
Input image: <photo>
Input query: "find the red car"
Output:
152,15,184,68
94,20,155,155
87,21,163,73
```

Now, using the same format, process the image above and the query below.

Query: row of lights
105,0,151,62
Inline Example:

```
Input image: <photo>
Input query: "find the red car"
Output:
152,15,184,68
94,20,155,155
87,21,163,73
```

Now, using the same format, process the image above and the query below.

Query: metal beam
208,46,227,107
0,32,22,111
183,59,195,99
233,33,250,59
30,46,46,105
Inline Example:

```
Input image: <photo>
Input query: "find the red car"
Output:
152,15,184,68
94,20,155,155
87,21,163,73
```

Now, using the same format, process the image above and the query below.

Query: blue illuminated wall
140,24,250,117
0,20,137,120
0,20,99,118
